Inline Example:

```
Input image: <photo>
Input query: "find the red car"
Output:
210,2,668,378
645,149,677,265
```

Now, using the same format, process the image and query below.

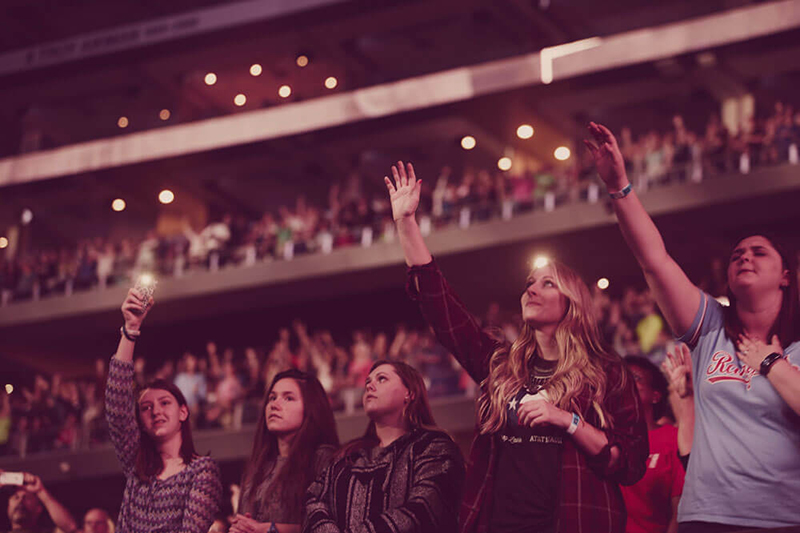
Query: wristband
121,324,140,342
760,352,784,376
608,183,632,200
566,412,580,435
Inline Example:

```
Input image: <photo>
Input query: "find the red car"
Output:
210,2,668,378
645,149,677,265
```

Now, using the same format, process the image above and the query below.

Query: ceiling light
532,255,550,269
159,190,175,204
517,124,534,139
497,157,513,171
554,146,571,161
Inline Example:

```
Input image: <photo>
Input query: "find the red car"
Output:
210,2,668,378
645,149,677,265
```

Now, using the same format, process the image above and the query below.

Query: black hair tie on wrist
121,324,140,342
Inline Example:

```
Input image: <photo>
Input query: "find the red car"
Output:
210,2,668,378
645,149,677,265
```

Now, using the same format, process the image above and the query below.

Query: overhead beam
1,0,799,188
0,0,351,76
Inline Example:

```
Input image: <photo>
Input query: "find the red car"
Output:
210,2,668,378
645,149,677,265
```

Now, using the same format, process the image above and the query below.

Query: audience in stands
2,101,798,307
1,108,798,533
0,258,739,459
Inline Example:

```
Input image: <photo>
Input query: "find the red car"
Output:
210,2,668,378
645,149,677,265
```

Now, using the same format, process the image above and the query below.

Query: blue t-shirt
677,291,800,528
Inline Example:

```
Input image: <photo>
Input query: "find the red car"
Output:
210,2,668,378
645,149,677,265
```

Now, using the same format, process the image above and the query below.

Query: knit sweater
106,357,222,533
304,428,465,533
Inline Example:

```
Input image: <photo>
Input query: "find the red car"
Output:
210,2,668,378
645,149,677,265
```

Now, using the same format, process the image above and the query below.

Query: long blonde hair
477,260,623,434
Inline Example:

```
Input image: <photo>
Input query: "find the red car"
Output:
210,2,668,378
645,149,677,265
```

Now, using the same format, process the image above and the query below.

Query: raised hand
662,343,693,398
384,161,421,221
121,289,154,332
584,122,629,192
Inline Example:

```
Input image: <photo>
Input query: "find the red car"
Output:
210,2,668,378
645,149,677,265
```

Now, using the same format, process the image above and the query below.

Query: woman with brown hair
585,121,800,532
231,369,339,533
304,361,465,533
106,289,222,533
383,161,648,533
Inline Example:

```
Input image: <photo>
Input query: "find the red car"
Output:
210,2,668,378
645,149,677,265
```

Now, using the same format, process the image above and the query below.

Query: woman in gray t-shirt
232,370,339,533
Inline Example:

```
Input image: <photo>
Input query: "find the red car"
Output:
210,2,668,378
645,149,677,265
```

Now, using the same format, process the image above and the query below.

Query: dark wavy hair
134,379,197,481
624,356,670,421
340,361,438,459
724,233,800,347
239,369,339,519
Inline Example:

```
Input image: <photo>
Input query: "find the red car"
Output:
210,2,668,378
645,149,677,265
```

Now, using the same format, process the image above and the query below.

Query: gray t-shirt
239,445,335,524
677,291,800,528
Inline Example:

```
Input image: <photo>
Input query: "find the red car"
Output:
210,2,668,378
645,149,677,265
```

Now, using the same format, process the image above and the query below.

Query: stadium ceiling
0,0,799,244
0,0,771,153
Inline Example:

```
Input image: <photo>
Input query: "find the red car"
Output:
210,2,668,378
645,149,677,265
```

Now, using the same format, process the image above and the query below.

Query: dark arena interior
1,1,800,532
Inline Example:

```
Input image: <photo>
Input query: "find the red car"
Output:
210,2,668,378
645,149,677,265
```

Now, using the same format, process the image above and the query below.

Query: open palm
584,122,628,191
662,343,693,398
384,161,421,221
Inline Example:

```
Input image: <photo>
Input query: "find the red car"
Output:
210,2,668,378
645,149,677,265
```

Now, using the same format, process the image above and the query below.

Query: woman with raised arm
106,289,222,533
383,162,648,533
585,122,800,532
231,369,339,533
304,361,465,533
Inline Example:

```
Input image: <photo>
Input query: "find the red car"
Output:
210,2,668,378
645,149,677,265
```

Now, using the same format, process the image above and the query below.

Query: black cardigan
304,428,465,533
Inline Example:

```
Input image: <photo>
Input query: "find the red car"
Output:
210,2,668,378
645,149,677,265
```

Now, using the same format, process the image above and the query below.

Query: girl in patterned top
106,289,222,533
232,369,339,533
304,361,465,533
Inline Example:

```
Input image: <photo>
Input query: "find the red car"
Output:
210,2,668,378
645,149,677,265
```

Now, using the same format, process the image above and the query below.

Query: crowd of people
1,274,699,460
2,101,798,306
1,121,800,533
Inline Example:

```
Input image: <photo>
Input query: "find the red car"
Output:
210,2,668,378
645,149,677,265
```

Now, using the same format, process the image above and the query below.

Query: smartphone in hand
0,472,24,486
134,273,157,313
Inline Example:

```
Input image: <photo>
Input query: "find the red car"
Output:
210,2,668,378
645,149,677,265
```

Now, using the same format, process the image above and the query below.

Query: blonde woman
385,161,648,533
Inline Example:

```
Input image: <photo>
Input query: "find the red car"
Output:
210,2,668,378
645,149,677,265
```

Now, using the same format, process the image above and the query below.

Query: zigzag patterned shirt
106,356,222,533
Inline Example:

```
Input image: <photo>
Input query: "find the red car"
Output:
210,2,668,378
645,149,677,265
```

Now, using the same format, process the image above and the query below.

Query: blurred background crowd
1,268,736,458
2,99,797,306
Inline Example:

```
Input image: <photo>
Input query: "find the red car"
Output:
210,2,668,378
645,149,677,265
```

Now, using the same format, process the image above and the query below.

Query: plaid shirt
406,259,648,533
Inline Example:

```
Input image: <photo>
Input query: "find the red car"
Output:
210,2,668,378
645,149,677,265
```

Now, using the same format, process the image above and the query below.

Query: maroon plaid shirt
406,259,648,533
